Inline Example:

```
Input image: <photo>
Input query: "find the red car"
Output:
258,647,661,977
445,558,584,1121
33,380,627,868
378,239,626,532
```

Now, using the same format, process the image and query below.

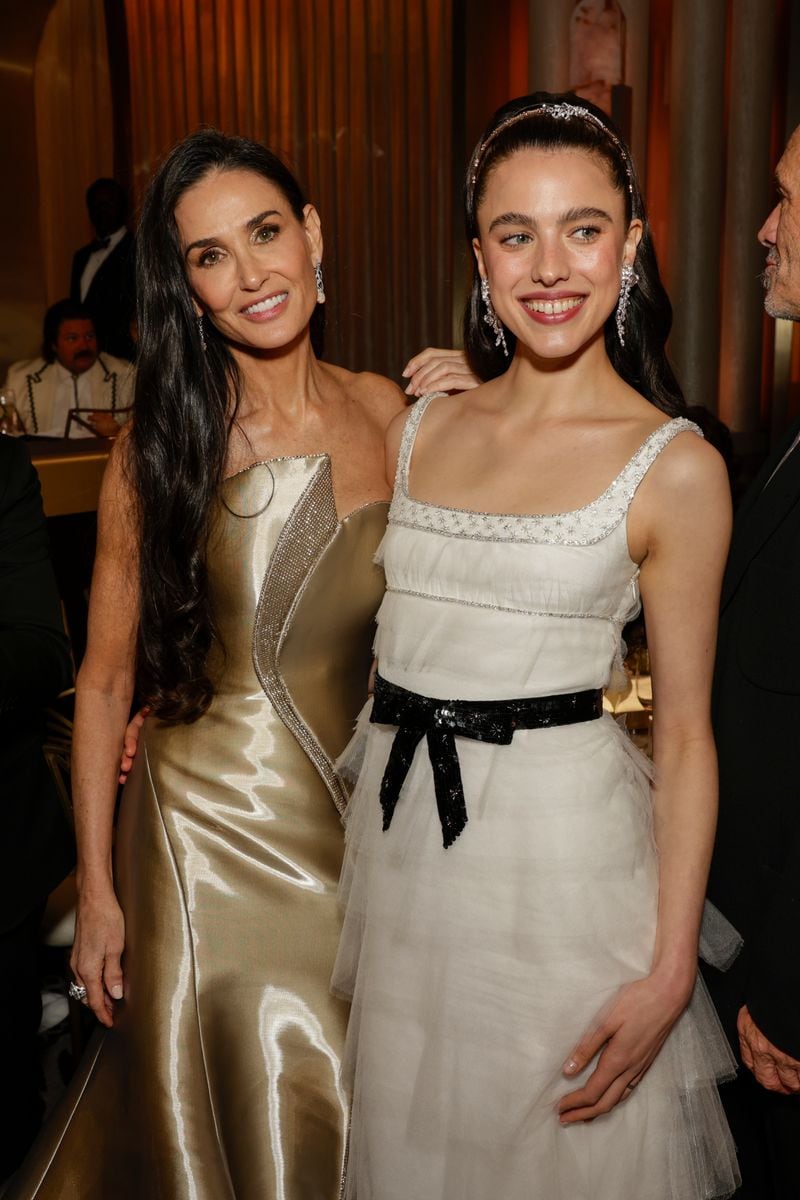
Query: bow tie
90,236,111,253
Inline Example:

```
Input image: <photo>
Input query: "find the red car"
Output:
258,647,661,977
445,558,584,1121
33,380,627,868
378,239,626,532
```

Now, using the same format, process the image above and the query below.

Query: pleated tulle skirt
333,705,740,1200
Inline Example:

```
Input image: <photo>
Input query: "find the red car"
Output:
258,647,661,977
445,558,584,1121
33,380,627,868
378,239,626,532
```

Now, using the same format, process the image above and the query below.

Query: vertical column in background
666,0,727,412
527,0,570,93
621,0,650,183
527,1,649,176
719,0,777,449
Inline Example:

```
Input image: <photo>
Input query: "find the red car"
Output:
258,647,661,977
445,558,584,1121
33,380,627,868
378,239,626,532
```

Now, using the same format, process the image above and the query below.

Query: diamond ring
68,982,88,1002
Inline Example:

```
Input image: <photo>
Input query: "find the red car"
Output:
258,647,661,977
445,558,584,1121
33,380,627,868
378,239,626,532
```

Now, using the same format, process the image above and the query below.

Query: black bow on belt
370,675,604,849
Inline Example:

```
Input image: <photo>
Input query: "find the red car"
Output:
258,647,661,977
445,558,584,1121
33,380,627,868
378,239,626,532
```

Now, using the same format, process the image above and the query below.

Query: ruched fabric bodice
9,456,388,1200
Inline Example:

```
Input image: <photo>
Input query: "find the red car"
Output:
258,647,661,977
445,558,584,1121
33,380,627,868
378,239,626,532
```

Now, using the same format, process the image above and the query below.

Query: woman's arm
70,434,140,1027
558,431,732,1123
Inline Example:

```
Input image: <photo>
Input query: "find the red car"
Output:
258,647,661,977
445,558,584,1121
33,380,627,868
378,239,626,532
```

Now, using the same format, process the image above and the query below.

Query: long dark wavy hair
464,92,685,416
132,129,324,723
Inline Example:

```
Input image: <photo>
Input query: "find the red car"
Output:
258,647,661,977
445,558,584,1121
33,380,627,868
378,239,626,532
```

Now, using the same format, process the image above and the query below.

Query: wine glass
0,388,25,436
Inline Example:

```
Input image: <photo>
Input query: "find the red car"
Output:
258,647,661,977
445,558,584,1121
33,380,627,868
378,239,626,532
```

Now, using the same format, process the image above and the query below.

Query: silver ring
68,982,88,1002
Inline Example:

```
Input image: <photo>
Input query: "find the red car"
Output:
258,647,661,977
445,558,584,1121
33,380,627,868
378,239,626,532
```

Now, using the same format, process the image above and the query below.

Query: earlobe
472,237,486,279
624,219,644,266
303,203,324,261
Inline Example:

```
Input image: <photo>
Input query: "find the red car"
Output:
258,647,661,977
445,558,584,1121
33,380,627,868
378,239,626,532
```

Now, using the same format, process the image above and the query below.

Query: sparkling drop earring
197,313,207,352
480,277,508,358
615,263,639,346
314,261,326,304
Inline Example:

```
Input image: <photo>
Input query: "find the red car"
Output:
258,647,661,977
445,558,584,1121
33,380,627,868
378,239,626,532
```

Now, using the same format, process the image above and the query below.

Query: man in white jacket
4,299,134,438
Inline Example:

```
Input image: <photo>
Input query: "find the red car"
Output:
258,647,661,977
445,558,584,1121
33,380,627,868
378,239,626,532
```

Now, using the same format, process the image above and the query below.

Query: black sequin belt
370,675,604,849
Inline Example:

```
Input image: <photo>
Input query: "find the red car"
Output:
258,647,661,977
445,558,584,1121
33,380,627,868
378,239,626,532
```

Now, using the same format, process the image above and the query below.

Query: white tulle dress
333,394,741,1200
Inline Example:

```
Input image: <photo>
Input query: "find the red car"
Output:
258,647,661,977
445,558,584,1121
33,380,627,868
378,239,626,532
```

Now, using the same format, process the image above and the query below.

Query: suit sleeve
0,441,73,714
745,808,800,1060
741,553,800,1059
70,249,83,301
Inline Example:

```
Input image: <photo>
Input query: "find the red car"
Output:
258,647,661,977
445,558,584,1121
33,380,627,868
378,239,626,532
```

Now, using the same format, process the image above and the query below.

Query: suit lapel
722,414,800,610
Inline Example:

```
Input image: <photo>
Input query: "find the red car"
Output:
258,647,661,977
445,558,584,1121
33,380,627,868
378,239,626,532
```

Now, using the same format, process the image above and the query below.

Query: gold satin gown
10,457,387,1200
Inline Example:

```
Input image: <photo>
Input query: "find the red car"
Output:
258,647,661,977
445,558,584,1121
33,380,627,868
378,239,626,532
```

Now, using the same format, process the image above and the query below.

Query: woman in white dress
333,93,741,1198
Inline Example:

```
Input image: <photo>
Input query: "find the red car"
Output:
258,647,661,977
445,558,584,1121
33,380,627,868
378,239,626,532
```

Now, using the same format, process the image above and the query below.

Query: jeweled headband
468,101,637,213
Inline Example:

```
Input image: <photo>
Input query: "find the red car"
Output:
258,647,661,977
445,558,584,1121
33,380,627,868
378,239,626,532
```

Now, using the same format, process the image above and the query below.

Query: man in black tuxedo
70,178,136,362
0,438,74,1178
706,125,800,1198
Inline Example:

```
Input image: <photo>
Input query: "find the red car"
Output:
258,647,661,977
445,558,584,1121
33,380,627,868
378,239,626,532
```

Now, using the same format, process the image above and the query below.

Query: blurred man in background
70,178,136,363
4,300,133,439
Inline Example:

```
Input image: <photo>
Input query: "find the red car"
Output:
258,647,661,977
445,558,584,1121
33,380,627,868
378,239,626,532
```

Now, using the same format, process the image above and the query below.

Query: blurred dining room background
1,0,800,465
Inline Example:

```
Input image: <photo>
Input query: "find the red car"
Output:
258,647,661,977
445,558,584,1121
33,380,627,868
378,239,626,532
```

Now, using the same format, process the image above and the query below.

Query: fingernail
563,1058,578,1075
401,367,410,377
111,985,123,1000
404,384,413,394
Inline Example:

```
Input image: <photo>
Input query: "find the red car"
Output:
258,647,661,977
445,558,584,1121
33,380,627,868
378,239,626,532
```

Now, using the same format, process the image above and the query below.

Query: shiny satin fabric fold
8,458,388,1200
370,674,604,848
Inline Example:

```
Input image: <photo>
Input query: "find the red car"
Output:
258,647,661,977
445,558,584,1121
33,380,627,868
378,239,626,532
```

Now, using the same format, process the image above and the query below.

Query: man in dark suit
0,437,75,1178
706,124,800,1198
70,178,136,362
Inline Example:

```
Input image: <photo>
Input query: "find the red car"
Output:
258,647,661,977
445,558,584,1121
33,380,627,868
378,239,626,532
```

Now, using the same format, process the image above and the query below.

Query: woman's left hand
401,347,480,397
557,972,694,1123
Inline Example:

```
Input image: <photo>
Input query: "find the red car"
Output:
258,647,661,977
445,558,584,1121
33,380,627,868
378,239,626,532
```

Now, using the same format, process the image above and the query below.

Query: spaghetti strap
394,392,445,495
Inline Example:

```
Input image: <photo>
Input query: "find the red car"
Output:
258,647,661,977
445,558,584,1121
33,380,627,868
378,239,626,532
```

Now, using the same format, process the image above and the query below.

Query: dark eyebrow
184,209,282,257
488,211,534,233
561,206,613,223
245,208,281,230
487,205,614,234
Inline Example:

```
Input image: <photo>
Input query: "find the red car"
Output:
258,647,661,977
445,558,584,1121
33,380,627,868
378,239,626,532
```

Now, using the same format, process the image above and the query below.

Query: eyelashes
194,224,282,269
499,225,603,247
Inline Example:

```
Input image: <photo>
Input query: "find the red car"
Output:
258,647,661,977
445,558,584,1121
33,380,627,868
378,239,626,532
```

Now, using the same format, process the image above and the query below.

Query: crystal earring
314,261,326,304
615,263,639,346
480,277,508,358
197,313,207,352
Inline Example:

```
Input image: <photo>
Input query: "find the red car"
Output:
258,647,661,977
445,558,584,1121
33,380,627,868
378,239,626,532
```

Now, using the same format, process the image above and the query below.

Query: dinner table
26,435,112,517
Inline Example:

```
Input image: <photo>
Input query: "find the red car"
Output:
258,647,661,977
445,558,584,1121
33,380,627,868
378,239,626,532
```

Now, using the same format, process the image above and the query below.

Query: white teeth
244,292,288,314
525,297,583,315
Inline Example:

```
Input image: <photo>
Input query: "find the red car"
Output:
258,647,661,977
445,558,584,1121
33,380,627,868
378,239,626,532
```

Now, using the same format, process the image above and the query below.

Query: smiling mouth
242,292,288,315
522,296,585,316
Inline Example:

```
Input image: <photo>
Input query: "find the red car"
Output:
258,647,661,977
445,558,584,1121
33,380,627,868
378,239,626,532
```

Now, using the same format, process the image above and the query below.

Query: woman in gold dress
8,131,404,1200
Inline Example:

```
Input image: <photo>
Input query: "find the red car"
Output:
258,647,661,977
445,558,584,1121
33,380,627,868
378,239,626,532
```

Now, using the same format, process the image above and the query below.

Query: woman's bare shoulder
324,363,406,421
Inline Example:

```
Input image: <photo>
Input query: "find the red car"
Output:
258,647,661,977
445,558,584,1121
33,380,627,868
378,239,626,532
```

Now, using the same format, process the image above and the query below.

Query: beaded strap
389,414,702,547
394,392,445,493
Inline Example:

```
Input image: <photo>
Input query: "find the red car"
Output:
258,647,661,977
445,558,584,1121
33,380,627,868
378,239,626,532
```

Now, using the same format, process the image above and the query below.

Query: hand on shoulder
401,347,480,397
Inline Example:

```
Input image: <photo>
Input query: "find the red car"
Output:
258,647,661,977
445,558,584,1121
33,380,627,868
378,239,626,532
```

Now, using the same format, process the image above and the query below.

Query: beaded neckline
389,393,701,546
